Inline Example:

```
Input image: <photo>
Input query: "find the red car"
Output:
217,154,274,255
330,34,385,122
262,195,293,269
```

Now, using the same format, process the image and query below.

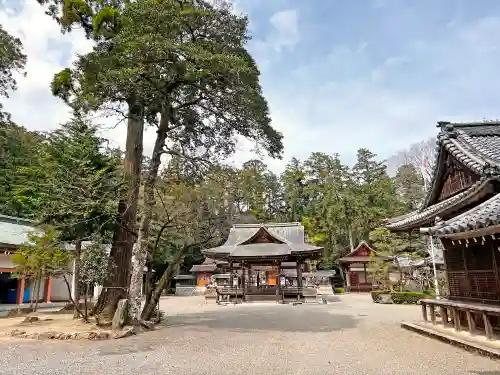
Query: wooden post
346,267,351,292
466,310,476,335
16,277,25,305
296,259,303,301
241,262,246,302
43,277,52,303
483,312,494,340
440,306,449,327
229,261,233,287
452,308,461,331
421,303,427,322
277,261,282,303
430,305,436,325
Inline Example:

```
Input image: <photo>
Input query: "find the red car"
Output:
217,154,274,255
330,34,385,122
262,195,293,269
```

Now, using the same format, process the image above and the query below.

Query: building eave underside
385,177,494,232
423,192,500,238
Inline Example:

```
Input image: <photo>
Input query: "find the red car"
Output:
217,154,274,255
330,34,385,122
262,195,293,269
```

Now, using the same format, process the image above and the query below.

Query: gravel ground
0,294,499,375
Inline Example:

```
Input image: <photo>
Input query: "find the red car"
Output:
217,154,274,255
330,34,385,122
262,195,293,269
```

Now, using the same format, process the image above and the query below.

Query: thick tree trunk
34,275,42,312
73,239,81,318
94,102,144,319
141,248,186,321
348,227,355,252
144,261,153,309
128,111,170,323
30,277,37,310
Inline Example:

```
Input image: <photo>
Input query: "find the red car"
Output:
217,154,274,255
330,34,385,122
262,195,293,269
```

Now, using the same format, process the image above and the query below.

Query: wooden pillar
483,312,494,340
277,261,283,303
421,303,427,322
430,305,436,324
491,239,500,298
241,262,246,302
440,306,449,327
229,260,234,287
296,259,303,301
43,277,52,303
296,260,303,288
452,308,461,331
16,277,26,305
345,267,351,292
363,263,367,285
466,310,476,335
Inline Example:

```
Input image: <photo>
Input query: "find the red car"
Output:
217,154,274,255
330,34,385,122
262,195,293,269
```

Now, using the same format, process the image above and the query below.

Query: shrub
390,292,427,304
423,289,435,295
334,287,344,294
371,290,390,303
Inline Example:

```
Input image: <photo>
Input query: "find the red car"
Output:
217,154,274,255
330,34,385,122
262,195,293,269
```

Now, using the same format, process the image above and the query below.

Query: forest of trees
0,0,431,324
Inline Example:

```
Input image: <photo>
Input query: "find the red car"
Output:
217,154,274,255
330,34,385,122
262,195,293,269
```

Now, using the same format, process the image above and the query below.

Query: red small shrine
338,241,390,292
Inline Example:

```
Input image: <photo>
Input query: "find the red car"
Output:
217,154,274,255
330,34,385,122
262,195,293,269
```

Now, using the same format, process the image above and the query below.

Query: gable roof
338,241,391,263
343,241,376,257
385,120,500,232
202,223,322,259
424,120,500,208
223,222,306,246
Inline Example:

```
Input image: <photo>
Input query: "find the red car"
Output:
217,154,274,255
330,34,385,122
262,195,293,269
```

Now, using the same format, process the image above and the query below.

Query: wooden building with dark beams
386,120,500,343
338,241,391,292
201,223,323,303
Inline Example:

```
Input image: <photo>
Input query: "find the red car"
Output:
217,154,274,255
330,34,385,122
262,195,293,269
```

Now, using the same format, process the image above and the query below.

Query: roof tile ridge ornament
439,122,458,138
482,162,500,179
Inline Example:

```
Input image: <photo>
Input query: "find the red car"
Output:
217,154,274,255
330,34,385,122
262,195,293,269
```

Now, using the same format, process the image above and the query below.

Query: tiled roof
201,223,322,260
385,178,492,230
0,215,39,247
189,264,217,272
224,223,305,246
337,255,390,263
427,192,500,236
423,121,500,208
203,243,322,259
0,215,109,251
386,120,500,232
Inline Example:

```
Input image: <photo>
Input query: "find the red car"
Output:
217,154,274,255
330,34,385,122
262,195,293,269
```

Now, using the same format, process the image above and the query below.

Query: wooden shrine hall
386,120,500,344
201,223,323,303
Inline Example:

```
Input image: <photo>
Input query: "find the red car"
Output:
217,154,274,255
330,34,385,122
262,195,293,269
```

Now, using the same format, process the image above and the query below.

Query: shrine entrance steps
244,294,278,303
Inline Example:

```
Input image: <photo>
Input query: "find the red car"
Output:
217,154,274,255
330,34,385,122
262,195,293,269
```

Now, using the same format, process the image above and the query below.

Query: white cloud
268,9,299,52
4,1,500,177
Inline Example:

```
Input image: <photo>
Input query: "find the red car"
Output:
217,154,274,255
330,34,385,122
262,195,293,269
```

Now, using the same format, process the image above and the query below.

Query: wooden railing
420,298,500,340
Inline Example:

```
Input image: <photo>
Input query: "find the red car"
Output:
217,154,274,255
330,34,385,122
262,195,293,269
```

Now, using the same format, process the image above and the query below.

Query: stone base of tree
9,326,138,340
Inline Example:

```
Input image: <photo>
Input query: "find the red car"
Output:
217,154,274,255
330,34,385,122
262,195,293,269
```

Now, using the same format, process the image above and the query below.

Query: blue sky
2,0,500,172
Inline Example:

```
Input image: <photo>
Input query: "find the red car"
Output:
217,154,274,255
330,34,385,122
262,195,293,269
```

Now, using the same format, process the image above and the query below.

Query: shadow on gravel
161,304,357,333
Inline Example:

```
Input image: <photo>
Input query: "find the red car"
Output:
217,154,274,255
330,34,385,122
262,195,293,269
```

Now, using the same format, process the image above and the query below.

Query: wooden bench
420,298,500,340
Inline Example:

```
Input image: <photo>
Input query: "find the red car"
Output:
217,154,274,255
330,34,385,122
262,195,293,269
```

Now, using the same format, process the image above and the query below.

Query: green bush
334,287,344,294
371,290,390,303
390,292,427,304
423,289,436,295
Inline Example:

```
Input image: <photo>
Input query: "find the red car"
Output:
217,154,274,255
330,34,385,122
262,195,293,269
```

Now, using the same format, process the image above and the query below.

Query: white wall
51,277,72,301
0,254,14,269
